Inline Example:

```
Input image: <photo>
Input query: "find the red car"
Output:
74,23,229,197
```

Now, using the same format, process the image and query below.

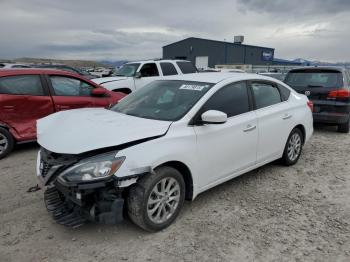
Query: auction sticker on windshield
179,84,209,91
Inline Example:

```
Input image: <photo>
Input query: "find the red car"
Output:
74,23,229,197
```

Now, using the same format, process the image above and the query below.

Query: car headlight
59,152,125,183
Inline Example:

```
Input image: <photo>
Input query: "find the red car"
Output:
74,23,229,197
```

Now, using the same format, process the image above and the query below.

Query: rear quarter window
0,75,44,95
278,84,291,101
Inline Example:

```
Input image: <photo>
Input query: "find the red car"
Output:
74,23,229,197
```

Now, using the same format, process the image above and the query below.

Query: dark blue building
162,37,275,69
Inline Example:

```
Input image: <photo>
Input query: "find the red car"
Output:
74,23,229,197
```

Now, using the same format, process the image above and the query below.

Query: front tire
127,166,185,232
281,128,303,166
0,127,14,159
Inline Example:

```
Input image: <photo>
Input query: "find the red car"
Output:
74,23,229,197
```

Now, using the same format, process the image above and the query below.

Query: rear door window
0,75,44,95
160,62,178,76
50,76,95,96
285,70,343,89
176,61,197,74
251,82,282,109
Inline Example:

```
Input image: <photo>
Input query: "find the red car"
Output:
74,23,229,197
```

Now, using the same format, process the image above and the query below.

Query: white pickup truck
92,60,197,94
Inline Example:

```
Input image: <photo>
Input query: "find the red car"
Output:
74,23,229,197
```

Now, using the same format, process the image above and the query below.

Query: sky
1,0,350,62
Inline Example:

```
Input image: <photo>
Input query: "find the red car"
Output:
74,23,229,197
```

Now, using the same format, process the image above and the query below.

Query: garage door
195,56,209,70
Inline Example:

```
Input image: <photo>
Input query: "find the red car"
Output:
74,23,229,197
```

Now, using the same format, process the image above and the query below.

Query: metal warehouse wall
163,38,274,67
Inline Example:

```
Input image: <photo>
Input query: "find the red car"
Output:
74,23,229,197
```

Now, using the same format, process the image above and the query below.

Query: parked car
0,69,125,158
92,60,198,94
88,67,112,78
0,63,31,69
36,72,313,231
32,64,96,80
284,67,350,132
259,72,286,81
199,68,246,73
217,69,246,73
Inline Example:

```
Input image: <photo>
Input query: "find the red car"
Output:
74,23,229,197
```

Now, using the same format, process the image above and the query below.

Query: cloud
237,0,350,16
0,0,349,62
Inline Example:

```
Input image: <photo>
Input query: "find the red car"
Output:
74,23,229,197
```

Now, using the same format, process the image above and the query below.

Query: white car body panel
36,108,171,154
255,101,293,162
194,111,258,188
37,73,313,200
92,76,128,85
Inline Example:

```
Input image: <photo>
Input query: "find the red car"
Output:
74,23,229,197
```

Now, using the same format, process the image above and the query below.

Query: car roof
160,72,278,84
0,68,82,77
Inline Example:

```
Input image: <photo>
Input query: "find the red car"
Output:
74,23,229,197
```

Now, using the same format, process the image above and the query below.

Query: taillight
307,100,314,112
327,89,350,100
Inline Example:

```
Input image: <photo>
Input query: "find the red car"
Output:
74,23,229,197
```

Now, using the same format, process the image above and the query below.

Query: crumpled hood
37,108,171,154
92,76,129,85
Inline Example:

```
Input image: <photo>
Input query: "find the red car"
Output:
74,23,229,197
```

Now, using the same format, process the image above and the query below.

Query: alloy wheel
147,177,181,224
287,133,301,162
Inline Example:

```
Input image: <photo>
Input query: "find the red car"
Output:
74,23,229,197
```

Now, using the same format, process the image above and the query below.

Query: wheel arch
156,161,194,201
0,123,9,130
0,123,17,141
294,124,306,144
113,88,132,94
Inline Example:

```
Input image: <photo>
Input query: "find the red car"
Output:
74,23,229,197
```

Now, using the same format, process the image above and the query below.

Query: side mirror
134,72,142,78
91,87,107,96
201,110,227,124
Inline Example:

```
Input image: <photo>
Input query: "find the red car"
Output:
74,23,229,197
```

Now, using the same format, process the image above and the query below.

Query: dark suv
284,67,350,133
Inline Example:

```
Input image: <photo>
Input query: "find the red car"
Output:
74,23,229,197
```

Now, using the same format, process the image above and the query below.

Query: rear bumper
44,179,124,228
311,100,349,124
313,112,349,124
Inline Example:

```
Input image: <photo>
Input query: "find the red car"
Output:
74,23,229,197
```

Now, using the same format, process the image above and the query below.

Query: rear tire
0,127,14,159
337,117,350,133
127,166,185,232
281,128,303,166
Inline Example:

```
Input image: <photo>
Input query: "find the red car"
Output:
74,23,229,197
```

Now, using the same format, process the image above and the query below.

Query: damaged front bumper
36,147,146,228
44,178,125,228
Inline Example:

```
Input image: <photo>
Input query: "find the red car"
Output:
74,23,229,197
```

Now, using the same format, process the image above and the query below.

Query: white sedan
36,73,313,231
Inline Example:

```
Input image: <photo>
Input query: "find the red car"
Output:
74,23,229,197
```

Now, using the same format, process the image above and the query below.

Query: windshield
111,80,213,121
285,70,343,89
113,63,140,77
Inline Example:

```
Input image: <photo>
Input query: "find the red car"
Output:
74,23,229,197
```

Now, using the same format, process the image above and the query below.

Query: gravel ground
1,126,350,262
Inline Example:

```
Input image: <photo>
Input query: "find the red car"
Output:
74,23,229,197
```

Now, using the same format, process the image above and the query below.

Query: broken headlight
59,152,125,183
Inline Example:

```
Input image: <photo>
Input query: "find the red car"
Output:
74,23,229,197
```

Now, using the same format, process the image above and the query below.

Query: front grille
39,147,80,182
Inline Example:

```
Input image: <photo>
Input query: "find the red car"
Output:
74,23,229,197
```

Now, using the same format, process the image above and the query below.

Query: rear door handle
3,105,15,109
243,124,256,132
282,114,292,120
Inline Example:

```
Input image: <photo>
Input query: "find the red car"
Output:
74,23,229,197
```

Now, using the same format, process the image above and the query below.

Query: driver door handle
3,105,15,110
243,124,256,132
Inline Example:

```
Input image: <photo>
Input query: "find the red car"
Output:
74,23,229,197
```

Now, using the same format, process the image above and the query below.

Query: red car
0,69,126,158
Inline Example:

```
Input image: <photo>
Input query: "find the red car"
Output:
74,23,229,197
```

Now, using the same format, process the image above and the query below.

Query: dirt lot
1,126,350,262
